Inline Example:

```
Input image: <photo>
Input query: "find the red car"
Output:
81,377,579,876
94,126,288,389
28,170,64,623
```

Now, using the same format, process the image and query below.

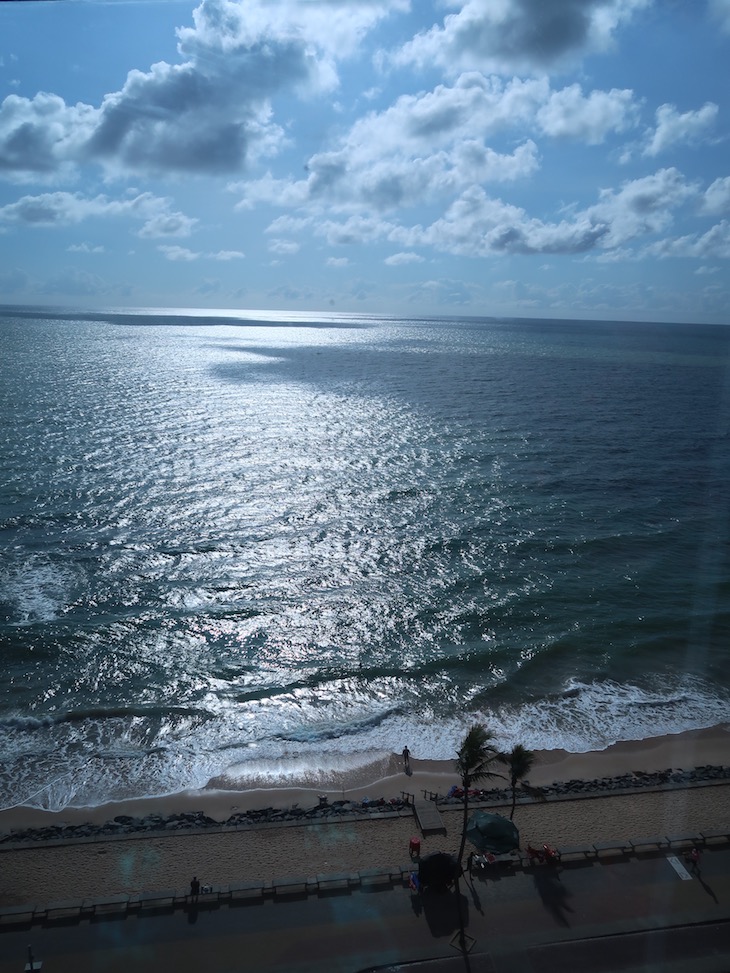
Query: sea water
1,306,729,810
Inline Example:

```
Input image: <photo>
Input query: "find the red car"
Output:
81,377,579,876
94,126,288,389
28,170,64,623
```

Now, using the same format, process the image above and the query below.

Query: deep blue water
1,306,729,810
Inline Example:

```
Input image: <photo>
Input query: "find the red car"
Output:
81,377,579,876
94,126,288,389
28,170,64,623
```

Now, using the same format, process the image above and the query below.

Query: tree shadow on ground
532,866,574,926
419,886,470,938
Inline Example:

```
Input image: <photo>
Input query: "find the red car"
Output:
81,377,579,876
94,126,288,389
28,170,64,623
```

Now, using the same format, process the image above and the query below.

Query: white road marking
666,855,693,880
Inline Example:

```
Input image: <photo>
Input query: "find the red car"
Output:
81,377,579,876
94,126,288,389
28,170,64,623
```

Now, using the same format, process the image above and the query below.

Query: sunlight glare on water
1,310,729,808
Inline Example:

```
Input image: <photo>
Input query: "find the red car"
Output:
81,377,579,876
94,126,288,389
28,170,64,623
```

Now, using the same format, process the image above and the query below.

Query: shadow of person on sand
532,867,574,926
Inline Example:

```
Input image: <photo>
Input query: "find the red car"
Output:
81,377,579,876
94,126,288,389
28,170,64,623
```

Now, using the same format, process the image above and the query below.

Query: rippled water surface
1,307,729,809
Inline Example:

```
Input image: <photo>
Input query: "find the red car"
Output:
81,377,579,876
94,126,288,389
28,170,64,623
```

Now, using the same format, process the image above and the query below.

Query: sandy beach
1,725,728,908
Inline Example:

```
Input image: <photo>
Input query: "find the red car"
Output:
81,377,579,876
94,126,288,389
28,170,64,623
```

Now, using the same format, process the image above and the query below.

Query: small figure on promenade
688,847,701,873
190,876,200,898
467,851,475,874
402,745,411,774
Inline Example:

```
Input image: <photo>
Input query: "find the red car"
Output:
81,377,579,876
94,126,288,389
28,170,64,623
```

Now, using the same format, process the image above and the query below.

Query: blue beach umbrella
465,811,519,854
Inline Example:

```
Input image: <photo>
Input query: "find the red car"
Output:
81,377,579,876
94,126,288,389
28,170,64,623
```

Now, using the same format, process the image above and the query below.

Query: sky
0,0,729,323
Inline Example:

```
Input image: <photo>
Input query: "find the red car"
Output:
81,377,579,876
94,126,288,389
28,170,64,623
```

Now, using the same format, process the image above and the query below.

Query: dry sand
1,725,728,908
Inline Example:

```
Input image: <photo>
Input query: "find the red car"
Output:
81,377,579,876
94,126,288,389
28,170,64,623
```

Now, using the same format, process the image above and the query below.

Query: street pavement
1,846,728,973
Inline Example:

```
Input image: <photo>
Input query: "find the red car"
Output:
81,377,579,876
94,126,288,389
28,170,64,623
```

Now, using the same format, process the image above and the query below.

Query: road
1,847,728,973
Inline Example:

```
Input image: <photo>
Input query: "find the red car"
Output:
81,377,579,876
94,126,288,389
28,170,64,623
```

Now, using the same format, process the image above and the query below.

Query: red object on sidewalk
409,836,421,856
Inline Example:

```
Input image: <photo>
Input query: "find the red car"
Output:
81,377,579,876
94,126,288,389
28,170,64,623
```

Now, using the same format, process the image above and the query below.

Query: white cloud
67,243,105,253
385,251,424,265
157,244,245,261
385,167,699,258
0,190,189,230
158,245,199,261
393,0,651,76
138,211,198,238
702,176,730,215
316,214,395,246
586,167,698,247
536,84,639,144
234,75,545,215
0,92,98,181
0,0,404,181
643,220,730,260
326,256,349,267
268,238,300,254
211,249,245,260
255,165,702,262
643,102,719,157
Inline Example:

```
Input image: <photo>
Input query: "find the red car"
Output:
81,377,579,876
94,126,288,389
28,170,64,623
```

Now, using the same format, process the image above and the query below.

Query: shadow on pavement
697,873,719,904
419,887,470,939
532,866,574,926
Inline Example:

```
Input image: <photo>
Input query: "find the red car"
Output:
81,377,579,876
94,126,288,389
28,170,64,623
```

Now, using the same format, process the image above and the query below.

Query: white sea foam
0,558,77,624
2,675,726,811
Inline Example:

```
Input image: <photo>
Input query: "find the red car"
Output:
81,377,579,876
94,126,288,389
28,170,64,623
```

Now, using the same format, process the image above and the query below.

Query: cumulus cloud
536,84,639,143
643,102,719,157
320,167,699,258
157,244,245,260
0,190,186,228
702,177,730,215
0,0,403,180
158,245,199,261
584,167,698,247
0,92,97,180
233,75,546,214
643,220,730,260
385,251,424,265
268,238,300,254
212,249,245,260
138,211,198,238
393,0,651,76
233,71,650,221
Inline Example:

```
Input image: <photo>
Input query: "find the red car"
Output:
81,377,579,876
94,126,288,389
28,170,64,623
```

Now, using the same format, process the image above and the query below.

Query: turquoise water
1,306,729,809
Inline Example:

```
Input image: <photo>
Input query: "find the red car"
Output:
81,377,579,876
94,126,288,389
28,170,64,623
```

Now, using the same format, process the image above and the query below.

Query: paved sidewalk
1,847,728,973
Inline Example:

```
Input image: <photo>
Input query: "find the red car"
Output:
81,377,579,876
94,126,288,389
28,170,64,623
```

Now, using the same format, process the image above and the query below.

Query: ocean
1,306,729,811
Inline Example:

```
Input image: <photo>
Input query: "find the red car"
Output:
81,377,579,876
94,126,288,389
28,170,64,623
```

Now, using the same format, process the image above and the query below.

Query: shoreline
1,724,728,908
1,723,727,833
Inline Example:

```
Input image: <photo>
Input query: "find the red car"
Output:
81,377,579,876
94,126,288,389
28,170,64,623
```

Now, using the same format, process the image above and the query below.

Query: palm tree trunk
457,782,469,868
510,777,517,820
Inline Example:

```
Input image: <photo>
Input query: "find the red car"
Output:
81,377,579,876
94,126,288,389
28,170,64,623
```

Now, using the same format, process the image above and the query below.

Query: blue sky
1,0,729,322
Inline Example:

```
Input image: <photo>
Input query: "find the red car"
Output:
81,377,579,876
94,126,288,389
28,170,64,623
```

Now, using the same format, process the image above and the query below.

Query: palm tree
455,723,499,868
498,744,536,820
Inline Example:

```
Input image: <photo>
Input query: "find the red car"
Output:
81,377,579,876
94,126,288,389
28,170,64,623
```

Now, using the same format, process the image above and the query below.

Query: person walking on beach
190,876,200,898
402,746,411,774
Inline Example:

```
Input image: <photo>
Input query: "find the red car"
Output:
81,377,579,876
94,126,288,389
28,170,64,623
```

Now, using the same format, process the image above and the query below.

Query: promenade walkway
1,844,728,972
